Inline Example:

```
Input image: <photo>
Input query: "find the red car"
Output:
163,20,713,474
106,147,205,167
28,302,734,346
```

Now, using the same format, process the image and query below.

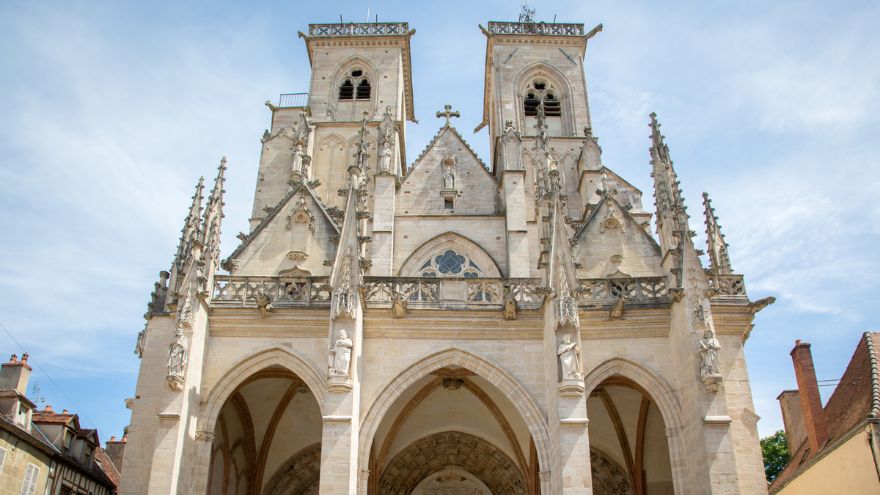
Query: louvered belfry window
339,69,371,101
523,79,561,117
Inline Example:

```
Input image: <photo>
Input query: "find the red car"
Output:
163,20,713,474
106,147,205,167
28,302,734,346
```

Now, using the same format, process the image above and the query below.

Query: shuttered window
20,463,40,495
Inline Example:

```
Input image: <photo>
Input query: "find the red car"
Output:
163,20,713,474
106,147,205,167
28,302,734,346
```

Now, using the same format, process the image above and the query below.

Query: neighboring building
770,335,880,494
0,354,118,495
120,14,775,495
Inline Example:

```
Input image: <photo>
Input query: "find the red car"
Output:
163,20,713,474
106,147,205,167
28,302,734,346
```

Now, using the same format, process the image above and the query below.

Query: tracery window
523,79,561,117
338,69,371,101
419,250,483,278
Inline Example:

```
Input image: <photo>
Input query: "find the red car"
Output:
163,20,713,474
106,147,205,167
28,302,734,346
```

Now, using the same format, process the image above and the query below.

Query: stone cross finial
436,105,460,126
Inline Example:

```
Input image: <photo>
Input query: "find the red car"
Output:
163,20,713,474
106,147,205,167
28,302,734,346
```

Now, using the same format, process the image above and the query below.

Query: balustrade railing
212,275,331,307
487,21,584,36
308,22,409,37
211,275,675,309
577,277,669,305
706,274,747,297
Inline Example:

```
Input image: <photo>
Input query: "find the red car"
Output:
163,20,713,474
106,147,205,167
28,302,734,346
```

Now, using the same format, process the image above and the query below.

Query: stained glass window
418,249,483,278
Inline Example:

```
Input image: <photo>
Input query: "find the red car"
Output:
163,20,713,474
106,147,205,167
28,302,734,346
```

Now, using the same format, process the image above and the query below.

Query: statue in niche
442,155,456,190
378,140,392,173
557,333,582,381
699,328,723,391
329,330,353,377
177,296,194,328
166,328,188,391
301,154,311,179
291,143,304,174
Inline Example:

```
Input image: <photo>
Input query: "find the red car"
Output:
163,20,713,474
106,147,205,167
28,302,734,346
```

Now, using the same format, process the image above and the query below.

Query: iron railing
278,93,309,108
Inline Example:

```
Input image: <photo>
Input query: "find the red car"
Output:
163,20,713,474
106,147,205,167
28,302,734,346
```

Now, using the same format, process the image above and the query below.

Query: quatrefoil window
419,250,483,278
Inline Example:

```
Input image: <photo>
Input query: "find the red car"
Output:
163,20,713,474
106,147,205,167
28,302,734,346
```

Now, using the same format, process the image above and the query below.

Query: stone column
370,171,396,276
502,170,529,278
320,297,363,493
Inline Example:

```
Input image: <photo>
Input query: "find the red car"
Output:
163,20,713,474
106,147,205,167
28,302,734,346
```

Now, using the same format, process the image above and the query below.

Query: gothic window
419,250,483,278
523,79,561,117
339,69,371,101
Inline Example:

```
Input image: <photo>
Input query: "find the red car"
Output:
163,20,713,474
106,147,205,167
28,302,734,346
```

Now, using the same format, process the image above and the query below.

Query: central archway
358,348,552,494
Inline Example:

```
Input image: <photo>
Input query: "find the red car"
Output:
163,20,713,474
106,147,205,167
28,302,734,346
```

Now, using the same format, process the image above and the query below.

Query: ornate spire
350,111,371,179
533,102,561,201
702,192,733,274
173,177,205,270
648,112,688,252
201,156,227,263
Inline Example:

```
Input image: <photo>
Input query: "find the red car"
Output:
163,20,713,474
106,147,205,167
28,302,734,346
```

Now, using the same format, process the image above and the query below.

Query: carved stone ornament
177,296,194,329
255,291,273,317
556,275,579,329
286,195,314,232
377,106,396,174
391,297,408,319
328,329,353,377
134,324,147,358
166,328,188,392
502,290,518,320
333,252,355,320
195,430,215,442
600,203,624,233
699,328,723,393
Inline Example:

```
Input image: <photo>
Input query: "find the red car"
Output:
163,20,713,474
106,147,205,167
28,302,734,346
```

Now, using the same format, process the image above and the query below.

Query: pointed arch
398,232,503,277
331,56,378,112
200,346,326,433
582,358,688,494
514,62,577,135
358,348,552,494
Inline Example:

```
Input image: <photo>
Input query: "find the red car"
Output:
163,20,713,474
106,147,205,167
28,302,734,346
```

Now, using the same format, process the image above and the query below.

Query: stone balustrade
212,275,685,311
486,21,584,36
706,273,748,297
307,22,410,37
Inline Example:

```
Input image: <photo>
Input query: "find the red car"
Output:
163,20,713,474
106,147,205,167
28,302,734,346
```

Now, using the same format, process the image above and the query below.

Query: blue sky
0,0,877,442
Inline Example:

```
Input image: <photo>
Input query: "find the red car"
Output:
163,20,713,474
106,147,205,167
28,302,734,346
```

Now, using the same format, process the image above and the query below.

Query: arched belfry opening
206,366,322,495
363,354,551,495
587,376,674,495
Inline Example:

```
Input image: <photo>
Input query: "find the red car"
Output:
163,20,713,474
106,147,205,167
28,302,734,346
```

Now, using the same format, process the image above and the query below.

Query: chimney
0,353,32,395
105,432,128,474
777,390,807,452
790,340,828,453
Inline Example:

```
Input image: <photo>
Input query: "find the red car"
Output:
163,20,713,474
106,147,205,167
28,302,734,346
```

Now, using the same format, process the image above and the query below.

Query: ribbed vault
263,443,321,495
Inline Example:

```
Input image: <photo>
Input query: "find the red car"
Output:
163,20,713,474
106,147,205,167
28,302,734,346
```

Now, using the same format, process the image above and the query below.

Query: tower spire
648,112,688,254
702,192,733,274
201,156,227,264
173,176,205,270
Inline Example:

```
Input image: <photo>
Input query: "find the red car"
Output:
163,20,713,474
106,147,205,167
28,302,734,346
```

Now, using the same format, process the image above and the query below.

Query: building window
20,464,39,495
0,447,6,474
444,198,454,210
339,69,371,101
523,79,561,117
419,250,483,278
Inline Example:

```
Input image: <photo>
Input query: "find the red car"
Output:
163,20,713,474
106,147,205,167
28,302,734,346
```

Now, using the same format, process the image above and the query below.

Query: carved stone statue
178,297,194,328
333,252,355,319
442,155,456,190
166,329,188,391
699,329,723,392
291,143,304,175
134,325,146,358
378,140,392,173
557,333,581,381
329,330,353,377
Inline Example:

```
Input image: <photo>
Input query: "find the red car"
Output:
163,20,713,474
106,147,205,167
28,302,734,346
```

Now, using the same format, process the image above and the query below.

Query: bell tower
249,22,415,229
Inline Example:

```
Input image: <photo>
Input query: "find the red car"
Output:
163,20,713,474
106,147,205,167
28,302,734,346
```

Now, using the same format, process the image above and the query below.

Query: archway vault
359,348,551,493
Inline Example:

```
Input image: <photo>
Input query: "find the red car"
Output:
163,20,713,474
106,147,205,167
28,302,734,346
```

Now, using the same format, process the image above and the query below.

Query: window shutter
20,463,40,495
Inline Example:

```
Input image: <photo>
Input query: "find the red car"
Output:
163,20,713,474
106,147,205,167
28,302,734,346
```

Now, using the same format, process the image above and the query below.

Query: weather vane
519,2,536,23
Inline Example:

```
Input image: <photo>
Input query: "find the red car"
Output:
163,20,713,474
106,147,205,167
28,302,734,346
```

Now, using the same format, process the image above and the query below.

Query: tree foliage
761,430,790,483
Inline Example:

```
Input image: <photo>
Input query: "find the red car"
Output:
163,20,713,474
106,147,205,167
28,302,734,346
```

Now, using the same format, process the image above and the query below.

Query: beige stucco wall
0,430,50,495
776,427,880,495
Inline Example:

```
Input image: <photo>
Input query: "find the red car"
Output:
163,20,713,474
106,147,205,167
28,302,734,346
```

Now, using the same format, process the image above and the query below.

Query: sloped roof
770,332,880,493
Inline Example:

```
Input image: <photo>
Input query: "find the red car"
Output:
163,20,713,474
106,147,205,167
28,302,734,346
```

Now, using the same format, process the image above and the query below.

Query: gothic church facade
121,16,773,495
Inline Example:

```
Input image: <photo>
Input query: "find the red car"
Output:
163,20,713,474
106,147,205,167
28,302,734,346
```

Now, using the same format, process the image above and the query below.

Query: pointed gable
572,195,664,278
398,126,498,215
223,185,340,277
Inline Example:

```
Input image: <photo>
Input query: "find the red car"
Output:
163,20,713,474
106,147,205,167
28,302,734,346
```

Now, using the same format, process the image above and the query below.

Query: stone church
120,14,775,495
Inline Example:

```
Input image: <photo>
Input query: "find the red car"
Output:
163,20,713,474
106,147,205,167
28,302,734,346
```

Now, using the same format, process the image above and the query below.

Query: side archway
358,348,552,494
582,358,688,494
191,347,327,494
